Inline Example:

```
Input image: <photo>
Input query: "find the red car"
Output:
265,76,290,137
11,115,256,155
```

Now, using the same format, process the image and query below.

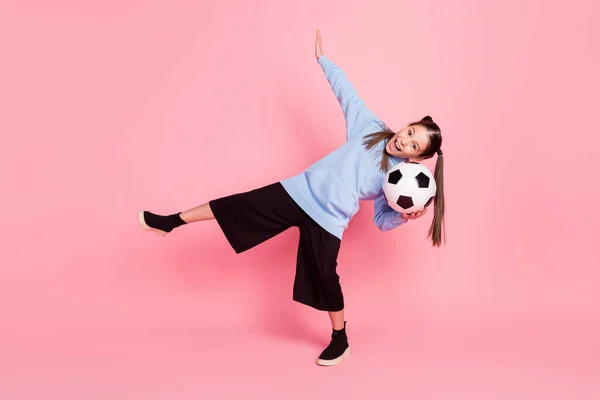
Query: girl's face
385,123,430,161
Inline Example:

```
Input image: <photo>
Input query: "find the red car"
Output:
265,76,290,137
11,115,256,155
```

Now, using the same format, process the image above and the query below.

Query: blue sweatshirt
279,55,408,239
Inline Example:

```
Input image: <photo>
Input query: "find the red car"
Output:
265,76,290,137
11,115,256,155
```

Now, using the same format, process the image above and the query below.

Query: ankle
332,321,346,332
175,213,187,224
331,321,348,342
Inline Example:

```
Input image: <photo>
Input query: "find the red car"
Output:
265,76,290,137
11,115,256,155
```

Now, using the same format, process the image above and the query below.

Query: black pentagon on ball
415,172,430,188
396,195,414,209
388,169,402,185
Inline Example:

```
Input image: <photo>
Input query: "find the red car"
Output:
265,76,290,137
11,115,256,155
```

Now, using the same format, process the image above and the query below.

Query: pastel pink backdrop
1,0,599,398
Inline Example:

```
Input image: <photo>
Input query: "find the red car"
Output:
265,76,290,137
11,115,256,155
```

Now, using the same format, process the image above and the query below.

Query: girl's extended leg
180,202,215,223
138,202,215,237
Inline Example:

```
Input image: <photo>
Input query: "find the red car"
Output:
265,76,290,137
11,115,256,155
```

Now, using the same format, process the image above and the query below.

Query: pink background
1,0,599,398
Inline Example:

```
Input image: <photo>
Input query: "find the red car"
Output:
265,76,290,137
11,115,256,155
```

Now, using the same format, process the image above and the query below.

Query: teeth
395,140,401,151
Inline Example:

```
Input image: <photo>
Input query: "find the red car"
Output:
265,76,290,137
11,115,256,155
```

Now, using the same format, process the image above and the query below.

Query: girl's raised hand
401,208,427,220
315,29,324,60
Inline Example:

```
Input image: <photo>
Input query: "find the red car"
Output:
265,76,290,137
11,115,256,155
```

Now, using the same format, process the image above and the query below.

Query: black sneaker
137,211,186,237
316,321,351,366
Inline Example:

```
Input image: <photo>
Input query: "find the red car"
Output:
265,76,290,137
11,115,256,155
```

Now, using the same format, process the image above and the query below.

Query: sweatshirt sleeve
318,55,379,141
373,192,407,231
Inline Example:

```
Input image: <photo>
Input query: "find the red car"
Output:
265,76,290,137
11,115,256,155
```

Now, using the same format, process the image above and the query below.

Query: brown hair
363,116,445,247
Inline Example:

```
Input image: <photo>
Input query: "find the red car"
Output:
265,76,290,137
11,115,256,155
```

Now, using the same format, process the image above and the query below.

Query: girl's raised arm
315,30,379,141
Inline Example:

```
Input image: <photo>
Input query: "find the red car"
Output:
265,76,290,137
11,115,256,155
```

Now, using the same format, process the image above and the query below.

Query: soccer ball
383,161,436,214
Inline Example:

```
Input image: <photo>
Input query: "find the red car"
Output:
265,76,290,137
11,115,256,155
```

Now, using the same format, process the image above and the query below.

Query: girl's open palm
315,29,324,60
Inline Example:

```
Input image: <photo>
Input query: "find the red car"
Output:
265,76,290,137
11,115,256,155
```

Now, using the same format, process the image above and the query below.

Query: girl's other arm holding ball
373,193,428,231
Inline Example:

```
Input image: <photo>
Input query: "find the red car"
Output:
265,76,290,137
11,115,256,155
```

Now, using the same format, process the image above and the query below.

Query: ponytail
428,152,445,246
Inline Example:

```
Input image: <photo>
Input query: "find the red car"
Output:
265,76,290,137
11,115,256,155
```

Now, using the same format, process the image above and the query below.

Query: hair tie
437,149,443,156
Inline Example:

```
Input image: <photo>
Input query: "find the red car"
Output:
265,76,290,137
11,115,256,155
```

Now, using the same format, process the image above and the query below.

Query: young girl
138,30,445,367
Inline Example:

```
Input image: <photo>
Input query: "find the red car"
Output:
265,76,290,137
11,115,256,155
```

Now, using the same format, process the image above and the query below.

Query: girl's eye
412,144,417,150
408,131,413,136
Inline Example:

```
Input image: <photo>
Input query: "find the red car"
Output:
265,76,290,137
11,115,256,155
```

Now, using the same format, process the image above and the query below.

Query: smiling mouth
394,139,401,151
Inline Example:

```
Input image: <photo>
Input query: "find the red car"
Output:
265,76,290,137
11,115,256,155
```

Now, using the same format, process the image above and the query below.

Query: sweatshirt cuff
318,55,334,71
394,213,408,225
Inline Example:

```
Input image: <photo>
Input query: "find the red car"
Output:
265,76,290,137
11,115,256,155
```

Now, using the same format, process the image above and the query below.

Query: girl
138,30,445,367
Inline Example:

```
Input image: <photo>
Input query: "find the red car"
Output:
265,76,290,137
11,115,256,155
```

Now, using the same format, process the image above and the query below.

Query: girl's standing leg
317,309,349,367
328,310,345,331
292,222,350,366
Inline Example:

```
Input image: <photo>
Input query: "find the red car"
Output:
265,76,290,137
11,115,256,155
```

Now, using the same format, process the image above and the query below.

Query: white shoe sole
316,347,351,367
137,211,168,237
